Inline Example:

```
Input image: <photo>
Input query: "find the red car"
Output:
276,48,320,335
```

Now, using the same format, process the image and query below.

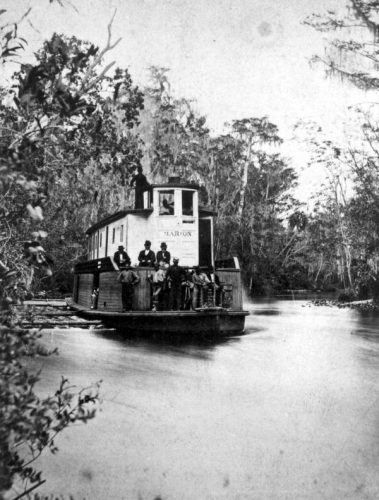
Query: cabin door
199,219,212,267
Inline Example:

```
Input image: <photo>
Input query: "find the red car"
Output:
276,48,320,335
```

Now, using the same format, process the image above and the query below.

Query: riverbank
309,298,379,312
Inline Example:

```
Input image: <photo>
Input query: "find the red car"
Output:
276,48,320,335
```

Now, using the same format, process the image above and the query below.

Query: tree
211,123,299,293
1,29,145,296
228,118,282,221
305,0,379,90
303,1,379,296
0,9,143,495
143,67,211,188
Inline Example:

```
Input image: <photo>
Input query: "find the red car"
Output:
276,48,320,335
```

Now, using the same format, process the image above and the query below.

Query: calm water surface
30,299,379,499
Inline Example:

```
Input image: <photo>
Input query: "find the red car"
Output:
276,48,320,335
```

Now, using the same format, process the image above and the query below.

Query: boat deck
67,299,248,335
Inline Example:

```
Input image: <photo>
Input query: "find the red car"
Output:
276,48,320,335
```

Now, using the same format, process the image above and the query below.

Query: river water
28,299,379,499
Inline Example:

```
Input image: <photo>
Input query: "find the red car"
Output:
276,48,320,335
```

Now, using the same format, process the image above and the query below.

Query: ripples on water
28,299,379,499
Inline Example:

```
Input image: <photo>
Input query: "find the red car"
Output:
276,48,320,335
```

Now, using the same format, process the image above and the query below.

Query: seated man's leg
192,286,199,309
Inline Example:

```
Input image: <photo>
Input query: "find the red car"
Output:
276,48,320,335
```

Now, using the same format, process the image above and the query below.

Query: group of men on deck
114,241,222,312
114,240,170,268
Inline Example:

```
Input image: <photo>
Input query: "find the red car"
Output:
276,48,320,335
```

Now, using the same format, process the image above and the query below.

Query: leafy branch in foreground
0,7,110,498
0,322,101,492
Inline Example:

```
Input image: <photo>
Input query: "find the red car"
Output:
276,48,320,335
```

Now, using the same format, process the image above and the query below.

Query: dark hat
173,257,179,262
160,242,167,248
118,245,124,249
144,240,151,246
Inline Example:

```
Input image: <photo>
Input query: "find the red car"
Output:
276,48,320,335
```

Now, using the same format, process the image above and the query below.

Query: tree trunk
237,136,252,220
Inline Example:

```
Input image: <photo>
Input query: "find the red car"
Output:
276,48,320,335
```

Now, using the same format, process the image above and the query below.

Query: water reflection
252,309,281,316
93,327,242,360
31,299,379,500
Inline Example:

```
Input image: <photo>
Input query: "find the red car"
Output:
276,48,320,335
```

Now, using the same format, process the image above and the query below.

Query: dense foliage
302,0,379,299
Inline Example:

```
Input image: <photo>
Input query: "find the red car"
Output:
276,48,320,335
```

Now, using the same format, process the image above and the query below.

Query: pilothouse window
159,190,175,215
182,191,194,216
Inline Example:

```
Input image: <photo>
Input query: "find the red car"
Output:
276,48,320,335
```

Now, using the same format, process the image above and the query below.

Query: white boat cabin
86,181,214,268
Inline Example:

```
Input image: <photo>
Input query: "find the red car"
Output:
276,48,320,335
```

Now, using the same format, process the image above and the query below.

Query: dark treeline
2,2,379,306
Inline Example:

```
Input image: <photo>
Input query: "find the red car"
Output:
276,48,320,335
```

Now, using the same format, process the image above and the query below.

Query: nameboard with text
159,227,198,266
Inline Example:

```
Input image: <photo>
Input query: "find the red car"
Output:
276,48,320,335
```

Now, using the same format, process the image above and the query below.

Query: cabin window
159,190,175,215
95,233,98,250
120,224,124,242
99,232,102,248
182,191,194,216
112,228,115,244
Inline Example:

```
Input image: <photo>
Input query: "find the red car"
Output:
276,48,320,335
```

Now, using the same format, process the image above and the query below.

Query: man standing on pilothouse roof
130,166,150,209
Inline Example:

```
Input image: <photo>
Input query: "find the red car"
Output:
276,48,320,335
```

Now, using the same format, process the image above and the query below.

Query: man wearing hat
166,257,186,310
113,245,131,268
156,242,171,266
138,240,156,267
130,166,150,209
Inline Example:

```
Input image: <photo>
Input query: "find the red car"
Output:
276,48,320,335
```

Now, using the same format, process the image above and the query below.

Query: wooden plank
23,300,67,307
98,272,122,311
97,268,153,311
217,269,243,310
77,273,93,308
133,268,152,310
35,311,74,316
21,320,102,328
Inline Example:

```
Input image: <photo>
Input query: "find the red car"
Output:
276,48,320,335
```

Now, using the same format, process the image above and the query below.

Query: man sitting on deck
192,266,210,309
148,262,168,311
138,240,156,267
207,266,223,307
113,245,131,269
156,242,171,265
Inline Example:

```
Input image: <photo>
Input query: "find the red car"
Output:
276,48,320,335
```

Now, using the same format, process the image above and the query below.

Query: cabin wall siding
217,269,243,310
133,268,152,310
98,228,106,259
97,268,152,311
97,272,122,311
77,273,93,308
86,189,207,268
108,217,128,260
128,215,151,265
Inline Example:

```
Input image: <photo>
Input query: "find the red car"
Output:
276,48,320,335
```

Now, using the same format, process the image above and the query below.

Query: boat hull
67,299,248,336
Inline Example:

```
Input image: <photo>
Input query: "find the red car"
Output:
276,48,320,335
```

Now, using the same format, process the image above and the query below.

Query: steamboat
68,178,248,335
